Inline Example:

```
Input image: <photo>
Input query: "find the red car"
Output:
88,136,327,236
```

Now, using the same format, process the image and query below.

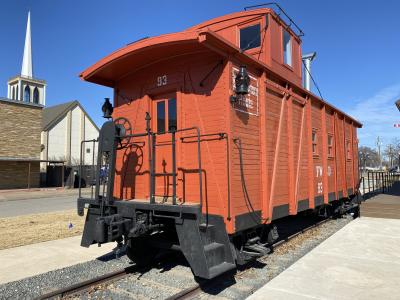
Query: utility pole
376,136,382,170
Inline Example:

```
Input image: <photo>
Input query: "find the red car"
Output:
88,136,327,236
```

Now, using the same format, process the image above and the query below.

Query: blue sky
1,0,399,149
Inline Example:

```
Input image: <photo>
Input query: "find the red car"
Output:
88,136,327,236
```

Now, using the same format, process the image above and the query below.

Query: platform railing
360,171,400,198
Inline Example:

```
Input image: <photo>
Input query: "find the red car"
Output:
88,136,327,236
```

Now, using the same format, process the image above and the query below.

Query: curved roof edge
80,31,199,83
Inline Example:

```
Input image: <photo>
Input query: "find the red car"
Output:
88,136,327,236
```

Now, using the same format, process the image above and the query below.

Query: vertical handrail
150,133,156,204
176,127,203,212
91,139,96,199
146,112,152,205
171,128,177,205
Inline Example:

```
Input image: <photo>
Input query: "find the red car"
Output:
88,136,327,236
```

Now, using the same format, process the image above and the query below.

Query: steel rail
34,266,137,300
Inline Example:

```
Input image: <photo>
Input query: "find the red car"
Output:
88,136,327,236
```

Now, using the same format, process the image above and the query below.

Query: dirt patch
0,210,85,250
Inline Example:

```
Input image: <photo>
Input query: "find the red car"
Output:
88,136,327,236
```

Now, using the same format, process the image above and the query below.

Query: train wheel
126,237,158,267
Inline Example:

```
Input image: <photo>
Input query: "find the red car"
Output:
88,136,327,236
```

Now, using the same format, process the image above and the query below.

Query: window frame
312,128,318,157
282,27,292,67
33,87,40,104
24,85,30,103
327,134,334,158
154,96,178,134
239,23,262,51
156,100,166,134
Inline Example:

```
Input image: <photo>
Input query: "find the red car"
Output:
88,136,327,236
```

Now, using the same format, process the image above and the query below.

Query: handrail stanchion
150,133,156,204
92,139,96,199
171,128,177,205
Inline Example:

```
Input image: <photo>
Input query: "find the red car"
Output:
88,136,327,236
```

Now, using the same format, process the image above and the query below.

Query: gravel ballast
0,216,353,300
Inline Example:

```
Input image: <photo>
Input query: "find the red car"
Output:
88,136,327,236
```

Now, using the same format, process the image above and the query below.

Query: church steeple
21,11,33,78
7,11,46,105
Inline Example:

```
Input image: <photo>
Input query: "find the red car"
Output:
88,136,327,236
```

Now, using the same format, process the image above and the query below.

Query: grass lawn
0,209,85,250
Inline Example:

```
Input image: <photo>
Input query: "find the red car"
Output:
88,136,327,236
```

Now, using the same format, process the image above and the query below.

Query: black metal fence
360,171,400,197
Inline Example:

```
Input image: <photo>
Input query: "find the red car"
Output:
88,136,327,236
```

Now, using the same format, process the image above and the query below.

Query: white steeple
21,11,32,78
7,10,46,105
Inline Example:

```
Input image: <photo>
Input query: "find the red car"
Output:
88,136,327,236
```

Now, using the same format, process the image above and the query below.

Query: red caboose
78,7,362,279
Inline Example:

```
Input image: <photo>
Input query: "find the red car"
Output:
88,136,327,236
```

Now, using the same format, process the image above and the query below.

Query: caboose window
283,29,292,66
312,130,318,155
328,134,334,157
157,101,166,133
168,98,177,131
240,24,261,50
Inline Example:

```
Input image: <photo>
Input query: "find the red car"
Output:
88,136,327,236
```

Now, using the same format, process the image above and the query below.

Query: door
152,94,179,202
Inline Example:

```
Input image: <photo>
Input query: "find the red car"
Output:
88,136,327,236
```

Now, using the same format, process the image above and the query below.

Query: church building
0,12,99,189
0,12,45,189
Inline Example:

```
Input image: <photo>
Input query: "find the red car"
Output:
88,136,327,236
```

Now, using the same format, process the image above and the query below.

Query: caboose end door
151,94,179,203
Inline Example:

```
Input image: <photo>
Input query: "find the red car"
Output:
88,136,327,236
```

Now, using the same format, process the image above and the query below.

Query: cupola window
283,29,292,66
240,24,261,50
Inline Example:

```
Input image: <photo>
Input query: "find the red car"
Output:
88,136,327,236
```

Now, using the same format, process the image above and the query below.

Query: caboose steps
176,216,236,279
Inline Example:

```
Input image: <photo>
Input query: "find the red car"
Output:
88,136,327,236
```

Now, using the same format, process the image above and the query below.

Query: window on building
157,101,166,133
24,85,30,102
346,140,352,160
283,29,292,66
240,24,261,50
328,134,334,157
86,148,91,154
33,87,39,104
12,87,15,99
312,129,318,155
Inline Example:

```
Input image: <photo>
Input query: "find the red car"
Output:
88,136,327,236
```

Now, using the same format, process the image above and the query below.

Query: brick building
0,98,43,189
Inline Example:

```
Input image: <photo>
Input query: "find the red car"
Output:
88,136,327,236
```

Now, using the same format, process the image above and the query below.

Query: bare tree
359,146,380,169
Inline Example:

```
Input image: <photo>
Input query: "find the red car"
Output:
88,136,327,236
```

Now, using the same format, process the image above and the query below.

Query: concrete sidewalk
247,217,400,300
0,236,116,284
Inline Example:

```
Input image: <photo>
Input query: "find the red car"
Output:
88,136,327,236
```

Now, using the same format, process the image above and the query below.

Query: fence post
362,176,365,195
368,172,370,194
372,172,375,192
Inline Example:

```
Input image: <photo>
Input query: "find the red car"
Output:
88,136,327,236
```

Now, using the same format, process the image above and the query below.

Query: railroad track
36,217,332,300
35,266,137,300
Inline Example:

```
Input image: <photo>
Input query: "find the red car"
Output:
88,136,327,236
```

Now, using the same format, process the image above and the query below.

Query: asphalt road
0,195,78,218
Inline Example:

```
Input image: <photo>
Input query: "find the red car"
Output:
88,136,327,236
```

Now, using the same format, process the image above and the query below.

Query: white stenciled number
317,182,323,194
157,75,167,87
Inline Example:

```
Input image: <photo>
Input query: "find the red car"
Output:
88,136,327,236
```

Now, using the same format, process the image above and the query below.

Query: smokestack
302,52,317,91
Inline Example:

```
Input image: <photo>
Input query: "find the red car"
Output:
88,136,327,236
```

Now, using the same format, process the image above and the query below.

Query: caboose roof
80,11,361,128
